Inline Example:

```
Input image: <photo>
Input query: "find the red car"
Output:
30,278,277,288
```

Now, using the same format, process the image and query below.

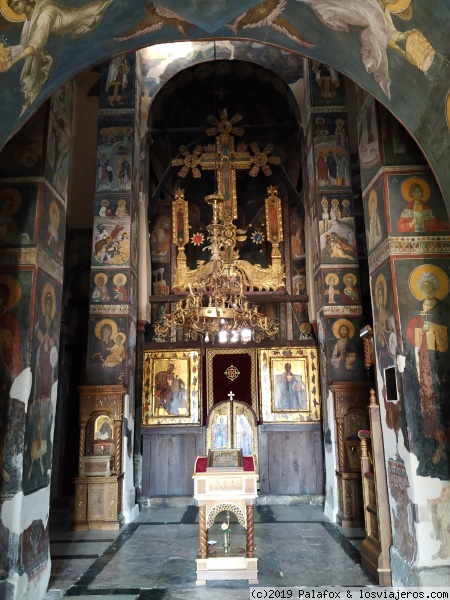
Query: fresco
388,458,417,563
318,193,357,265
363,179,387,253
40,190,65,262
0,269,32,498
387,173,449,235
0,184,37,245
96,119,133,193
380,106,428,167
0,104,45,177
356,90,380,189
308,60,346,107
394,259,450,479
44,80,74,201
313,113,351,191
94,195,130,218
326,317,365,383
19,273,60,506
92,215,130,267
371,262,401,434
0,0,112,116
20,519,49,578
86,315,128,385
100,52,136,110
290,204,305,260
0,1,447,209
91,270,130,304
321,269,360,306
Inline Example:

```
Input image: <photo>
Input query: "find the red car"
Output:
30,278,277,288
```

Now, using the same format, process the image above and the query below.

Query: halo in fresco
0,187,22,214
332,318,355,339
400,176,431,203
386,0,412,12
49,201,61,228
325,272,339,285
94,272,108,285
0,274,21,310
41,283,56,318
0,0,26,21
374,274,388,310
94,318,118,340
409,264,449,301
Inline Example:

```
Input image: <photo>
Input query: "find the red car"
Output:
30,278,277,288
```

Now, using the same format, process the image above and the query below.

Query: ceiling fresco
0,0,449,200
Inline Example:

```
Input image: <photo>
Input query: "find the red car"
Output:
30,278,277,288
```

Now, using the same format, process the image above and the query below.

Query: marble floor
44,502,374,600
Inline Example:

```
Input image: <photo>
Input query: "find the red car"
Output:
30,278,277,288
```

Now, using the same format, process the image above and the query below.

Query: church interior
0,2,450,599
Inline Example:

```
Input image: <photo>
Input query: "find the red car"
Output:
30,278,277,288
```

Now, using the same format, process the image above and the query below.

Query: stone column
302,58,368,522
302,59,366,387
356,87,450,584
82,52,142,524
0,81,74,599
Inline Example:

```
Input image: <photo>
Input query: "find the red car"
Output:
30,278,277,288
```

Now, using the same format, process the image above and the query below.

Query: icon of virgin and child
154,362,188,416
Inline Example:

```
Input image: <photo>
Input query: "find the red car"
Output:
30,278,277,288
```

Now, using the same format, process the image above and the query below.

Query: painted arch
0,0,449,200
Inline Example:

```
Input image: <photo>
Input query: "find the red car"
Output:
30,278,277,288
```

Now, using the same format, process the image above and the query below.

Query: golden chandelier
154,192,279,343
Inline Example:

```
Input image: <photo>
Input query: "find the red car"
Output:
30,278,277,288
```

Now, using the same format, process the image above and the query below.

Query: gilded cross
228,391,235,401
171,109,280,221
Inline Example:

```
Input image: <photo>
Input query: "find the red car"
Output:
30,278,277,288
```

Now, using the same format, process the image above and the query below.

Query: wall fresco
0,105,46,178
387,173,449,235
86,315,128,385
0,184,38,246
23,273,61,494
96,119,133,193
308,60,346,108
321,269,360,306
94,195,130,218
40,189,65,262
394,259,450,479
326,317,365,383
92,215,130,267
100,53,136,110
20,519,49,578
371,262,401,434
44,80,74,202
313,113,351,192
91,270,130,304
388,458,417,564
363,179,387,254
356,90,380,189
0,269,32,498
380,106,428,168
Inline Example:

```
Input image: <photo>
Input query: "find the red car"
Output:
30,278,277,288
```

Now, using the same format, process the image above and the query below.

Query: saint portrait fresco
328,318,364,382
365,187,385,252
395,261,450,479
396,176,449,234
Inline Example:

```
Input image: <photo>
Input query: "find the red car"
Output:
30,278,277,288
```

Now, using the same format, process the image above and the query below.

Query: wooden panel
258,424,323,495
141,427,204,496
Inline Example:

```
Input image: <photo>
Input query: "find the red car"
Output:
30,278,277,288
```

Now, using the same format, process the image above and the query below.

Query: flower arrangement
220,521,231,534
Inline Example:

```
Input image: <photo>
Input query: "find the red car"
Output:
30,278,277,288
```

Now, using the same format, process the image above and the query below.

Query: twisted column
337,418,346,471
114,421,122,474
78,423,86,475
246,504,255,558
198,505,207,558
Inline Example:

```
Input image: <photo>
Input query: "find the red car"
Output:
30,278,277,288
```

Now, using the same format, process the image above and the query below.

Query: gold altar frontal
193,455,259,585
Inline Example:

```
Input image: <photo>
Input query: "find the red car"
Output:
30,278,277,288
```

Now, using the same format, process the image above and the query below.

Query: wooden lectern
192,452,258,585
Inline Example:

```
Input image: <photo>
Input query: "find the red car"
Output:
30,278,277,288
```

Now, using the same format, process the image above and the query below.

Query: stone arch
0,3,448,202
